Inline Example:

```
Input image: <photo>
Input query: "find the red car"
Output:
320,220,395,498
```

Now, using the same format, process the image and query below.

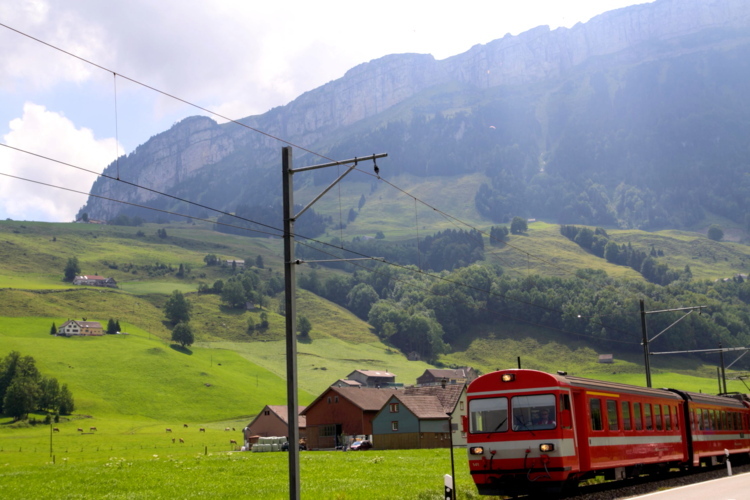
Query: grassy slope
2,217,750,425
0,318,306,422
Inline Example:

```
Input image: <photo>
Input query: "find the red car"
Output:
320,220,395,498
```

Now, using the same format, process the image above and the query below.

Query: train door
559,390,580,475
570,389,591,471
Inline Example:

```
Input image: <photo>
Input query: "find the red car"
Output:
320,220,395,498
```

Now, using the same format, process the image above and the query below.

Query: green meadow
1,218,749,498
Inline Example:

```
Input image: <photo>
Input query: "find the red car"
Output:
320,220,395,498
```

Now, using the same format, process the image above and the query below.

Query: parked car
349,440,372,451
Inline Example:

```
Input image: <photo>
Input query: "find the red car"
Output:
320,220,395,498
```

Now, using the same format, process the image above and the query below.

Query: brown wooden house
243,405,306,448
301,386,398,450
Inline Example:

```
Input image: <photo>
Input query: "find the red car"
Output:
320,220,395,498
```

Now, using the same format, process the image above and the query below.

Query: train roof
562,374,683,401
468,369,683,400
669,389,749,409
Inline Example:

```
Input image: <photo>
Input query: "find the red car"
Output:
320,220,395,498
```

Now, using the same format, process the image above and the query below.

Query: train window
664,405,671,431
621,401,632,431
711,410,717,430
644,404,653,431
674,406,679,431
654,405,662,431
512,394,556,431
607,400,618,431
633,403,643,430
469,397,508,434
703,409,711,430
590,399,603,431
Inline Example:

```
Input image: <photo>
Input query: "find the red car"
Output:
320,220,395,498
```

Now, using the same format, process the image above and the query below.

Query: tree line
560,225,690,285
300,261,750,367
0,351,75,421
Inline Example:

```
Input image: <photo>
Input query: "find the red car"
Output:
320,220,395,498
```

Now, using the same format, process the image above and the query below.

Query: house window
327,397,332,404
320,425,336,437
391,421,399,431
264,410,270,416
389,403,399,413
335,396,339,403
460,401,464,411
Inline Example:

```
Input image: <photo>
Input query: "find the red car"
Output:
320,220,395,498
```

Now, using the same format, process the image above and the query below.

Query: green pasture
0,317,307,421
0,448,477,500
204,338,433,397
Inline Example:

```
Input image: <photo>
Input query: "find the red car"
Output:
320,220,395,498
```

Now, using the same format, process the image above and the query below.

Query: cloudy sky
0,0,651,222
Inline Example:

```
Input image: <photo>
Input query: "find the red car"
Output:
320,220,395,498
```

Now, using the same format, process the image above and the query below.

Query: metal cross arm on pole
651,346,750,355
292,153,387,221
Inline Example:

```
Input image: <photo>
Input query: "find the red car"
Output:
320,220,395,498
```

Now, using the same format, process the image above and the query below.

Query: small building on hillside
301,386,399,450
330,379,363,388
346,369,396,388
243,405,306,449
72,275,117,288
57,320,104,336
598,354,614,364
416,367,477,386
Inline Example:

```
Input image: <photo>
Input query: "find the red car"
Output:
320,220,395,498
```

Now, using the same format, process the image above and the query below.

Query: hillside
76,0,750,238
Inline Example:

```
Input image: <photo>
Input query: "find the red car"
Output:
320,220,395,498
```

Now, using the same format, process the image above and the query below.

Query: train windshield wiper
486,417,507,437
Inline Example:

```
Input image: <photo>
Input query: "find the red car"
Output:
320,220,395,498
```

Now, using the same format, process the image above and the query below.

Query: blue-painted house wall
372,396,419,434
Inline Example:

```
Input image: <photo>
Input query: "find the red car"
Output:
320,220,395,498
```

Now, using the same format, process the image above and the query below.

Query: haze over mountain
79,0,750,234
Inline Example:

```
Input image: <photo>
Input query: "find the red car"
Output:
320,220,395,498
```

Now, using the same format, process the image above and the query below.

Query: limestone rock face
81,0,750,221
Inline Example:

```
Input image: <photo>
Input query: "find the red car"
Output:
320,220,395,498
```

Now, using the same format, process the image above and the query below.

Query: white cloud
0,103,121,221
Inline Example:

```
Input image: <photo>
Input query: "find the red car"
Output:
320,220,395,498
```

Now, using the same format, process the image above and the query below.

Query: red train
464,369,750,496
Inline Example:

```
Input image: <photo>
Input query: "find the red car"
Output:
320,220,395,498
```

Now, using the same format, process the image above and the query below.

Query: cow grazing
53,427,60,432
77,428,83,432
166,428,172,433
183,424,188,428
89,427,97,431
229,439,237,445
224,427,230,431
179,438,184,443
172,438,175,443
199,428,206,432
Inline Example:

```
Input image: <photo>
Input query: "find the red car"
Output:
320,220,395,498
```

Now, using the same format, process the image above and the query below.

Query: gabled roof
301,386,399,415
334,379,363,387
388,394,447,420
420,368,470,379
247,405,306,428
74,275,107,280
349,369,395,378
60,320,103,329
404,384,465,414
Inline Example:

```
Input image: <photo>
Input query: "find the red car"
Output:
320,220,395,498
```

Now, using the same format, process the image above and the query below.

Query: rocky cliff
80,0,750,222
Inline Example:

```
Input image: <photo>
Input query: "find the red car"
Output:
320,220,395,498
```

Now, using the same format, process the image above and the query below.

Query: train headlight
501,374,515,382
469,446,485,455
539,443,555,452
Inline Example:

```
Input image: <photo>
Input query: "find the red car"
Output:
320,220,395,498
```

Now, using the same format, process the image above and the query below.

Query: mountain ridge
80,0,750,231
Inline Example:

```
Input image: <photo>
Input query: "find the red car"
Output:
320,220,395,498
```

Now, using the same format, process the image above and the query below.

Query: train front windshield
470,394,557,434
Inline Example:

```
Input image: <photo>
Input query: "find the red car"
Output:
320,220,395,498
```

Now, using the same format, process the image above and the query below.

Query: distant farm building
598,354,614,364
416,368,477,386
243,405,306,449
57,320,104,336
346,369,396,388
72,275,117,288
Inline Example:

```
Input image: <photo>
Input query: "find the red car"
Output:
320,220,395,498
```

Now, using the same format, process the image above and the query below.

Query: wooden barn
301,386,398,450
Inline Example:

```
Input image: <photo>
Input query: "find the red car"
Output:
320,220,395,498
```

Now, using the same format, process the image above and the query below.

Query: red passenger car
465,369,750,496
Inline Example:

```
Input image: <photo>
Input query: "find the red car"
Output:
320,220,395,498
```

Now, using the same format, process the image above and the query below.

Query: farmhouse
243,405,306,448
57,320,104,336
345,369,396,388
372,394,450,449
301,386,398,450
72,275,117,288
372,383,467,450
416,367,477,386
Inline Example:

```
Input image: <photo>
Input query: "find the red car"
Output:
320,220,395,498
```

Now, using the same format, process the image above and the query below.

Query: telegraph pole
282,148,387,499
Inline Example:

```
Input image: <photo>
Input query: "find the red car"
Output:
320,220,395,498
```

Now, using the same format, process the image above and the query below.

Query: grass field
0,447,477,500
